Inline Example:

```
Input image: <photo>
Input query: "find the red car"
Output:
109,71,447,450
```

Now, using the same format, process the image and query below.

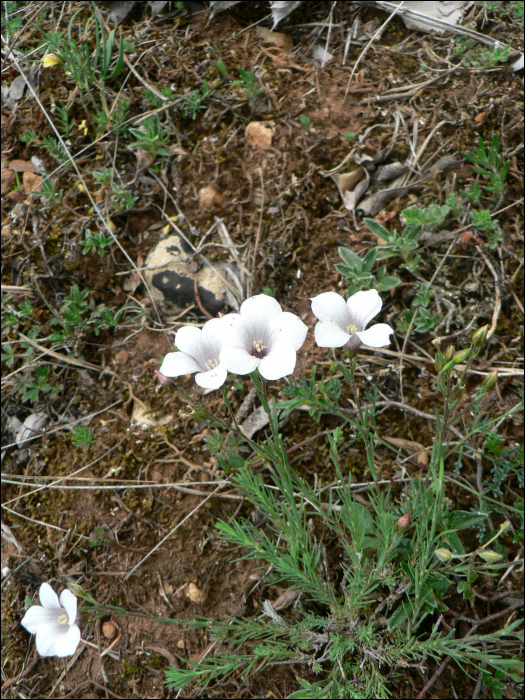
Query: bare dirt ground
1,2,523,698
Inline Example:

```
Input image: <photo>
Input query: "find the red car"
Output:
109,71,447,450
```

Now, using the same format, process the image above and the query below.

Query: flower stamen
251,339,268,358
57,613,69,625
346,323,358,335
205,358,219,371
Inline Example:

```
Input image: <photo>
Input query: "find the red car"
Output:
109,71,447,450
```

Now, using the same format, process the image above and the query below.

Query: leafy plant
80,229,115,256
363,217,422,272
37,177,64,208
128,115,172,161
470,209,501,248
70,426,95,452
335,246,401,296
18,365,58,403
402,203,450,229
453,36,510,69
180,80,212,119
299,115,312,131
237,66,264,102
463,135,510,198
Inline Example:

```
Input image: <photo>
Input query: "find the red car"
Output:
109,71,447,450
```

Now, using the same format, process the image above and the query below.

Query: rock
143,233,232,316
255,27,293,53
245,121,275,150
102,621,117,639
186,582,205,604
1,168,15,196
199,185,222,211
22,171,42,194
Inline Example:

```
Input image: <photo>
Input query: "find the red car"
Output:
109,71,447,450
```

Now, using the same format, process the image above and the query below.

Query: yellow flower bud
445,345,455,362
452,348,470,364
42,53,61,68
483,369,498,390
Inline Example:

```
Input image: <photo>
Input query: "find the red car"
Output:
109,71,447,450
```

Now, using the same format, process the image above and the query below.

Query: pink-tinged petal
195,366,228,390
159,351,202,377
258,342,296,380
35,622,63,656
39,582,60,609
53,624,81,657
311,292,350,327
154,369,171,385
314,320,350,348
59,589,78,626
346,289,382,330
174,326,203,357
269,312,308,351
220,346,258,375
354,323,393,348
21,605,58,634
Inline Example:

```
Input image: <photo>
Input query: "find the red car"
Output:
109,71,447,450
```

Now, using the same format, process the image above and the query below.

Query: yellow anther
205,359,219,371
253,340,267,353
346,324,357,335
57,613,69,625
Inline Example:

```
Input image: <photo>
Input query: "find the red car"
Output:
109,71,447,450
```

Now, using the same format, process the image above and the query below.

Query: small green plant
1,1,23,40
37,177,64,208
92,167,137,211
92,96,131,134
41,3,124,91
143,86,177,109
469,209,501,248
216,59,227,76
70,426,95,452
299,115,312,131
262,286,276,296
335,246,401,296
80,229,116,256
344,131,357,140
453,36,510,69
402,203,450,228
18,365,58,403
364,216,422,272
180,80,212,119
463,134,510,198
237,67,264,102
128,115,172,162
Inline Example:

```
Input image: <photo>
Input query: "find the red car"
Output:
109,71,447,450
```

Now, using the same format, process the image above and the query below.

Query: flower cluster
159,289,393,388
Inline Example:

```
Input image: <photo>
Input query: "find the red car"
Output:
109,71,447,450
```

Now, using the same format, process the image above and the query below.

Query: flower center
57,613,69,625
205,358,219,371
346,324,358,335
251,339,268,359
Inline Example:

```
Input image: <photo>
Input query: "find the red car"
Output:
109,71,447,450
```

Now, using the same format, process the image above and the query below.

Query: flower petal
34,622,63,656
59,589,78,626
39,583,60,609
53,624,81,657
268,312,308,351
240,294,282,323
195,366,228,390
311,291,350,327
217,313,244,347
174,326,207,367
21,605,58,634
314,320,350,348
159,351,202,377
258,342,296,380
346,289,382,331
354,323,393,348
220,346,258,375
201,318,225,352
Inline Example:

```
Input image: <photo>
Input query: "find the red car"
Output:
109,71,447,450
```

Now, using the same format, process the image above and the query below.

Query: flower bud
42,53,61,68
498,521,510,533
154,370,171,385
435,548,453,562
397,513,410,530
445,345,455,362
477,550,502,563
483,369,498,390
431,337,442,347
434,352,444,372
472,325,489,347
452,348,470,364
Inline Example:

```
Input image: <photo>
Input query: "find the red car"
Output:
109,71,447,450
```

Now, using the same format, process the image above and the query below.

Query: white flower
159,318,227,390
311,289,393,352
21,583,81,657
219,294,308,380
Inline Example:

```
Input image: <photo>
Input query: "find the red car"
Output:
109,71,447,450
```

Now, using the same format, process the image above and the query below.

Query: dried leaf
105,0,139,24
357,185,413,217
8,160,36,173
209,0,241,17
385,1,474,34
186,582,205,603
273,589,300,611
241,405,269,439
383,436,428,465
343,170,371,212
22,171,42,193
131,400,171,428
312,45,334,66
270,1,303,28
374,162,408,182
16,412,48,448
